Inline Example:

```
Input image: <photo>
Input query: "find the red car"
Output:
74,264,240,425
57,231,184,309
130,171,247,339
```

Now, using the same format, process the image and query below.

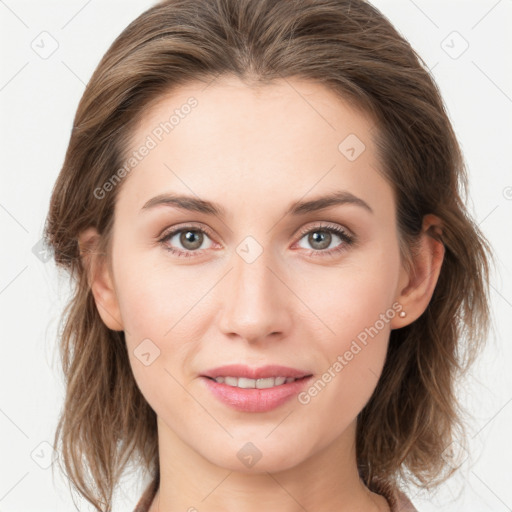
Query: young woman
44,0,493,511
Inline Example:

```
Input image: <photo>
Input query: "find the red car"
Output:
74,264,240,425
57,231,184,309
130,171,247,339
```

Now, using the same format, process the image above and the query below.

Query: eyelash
158,222,355,259
296,223,355,258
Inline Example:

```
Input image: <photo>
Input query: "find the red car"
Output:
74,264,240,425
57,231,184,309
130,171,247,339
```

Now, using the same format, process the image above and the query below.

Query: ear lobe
78,227,124,332
391,214,445,329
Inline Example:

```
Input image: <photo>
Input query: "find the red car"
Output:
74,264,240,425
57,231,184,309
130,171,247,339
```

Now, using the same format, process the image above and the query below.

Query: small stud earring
399,311,407,318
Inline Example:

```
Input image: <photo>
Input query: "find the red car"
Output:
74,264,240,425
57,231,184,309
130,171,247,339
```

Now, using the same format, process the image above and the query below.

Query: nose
216,245,293,344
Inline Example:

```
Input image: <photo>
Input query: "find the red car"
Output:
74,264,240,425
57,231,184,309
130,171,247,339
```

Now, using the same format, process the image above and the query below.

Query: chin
201,437,311,474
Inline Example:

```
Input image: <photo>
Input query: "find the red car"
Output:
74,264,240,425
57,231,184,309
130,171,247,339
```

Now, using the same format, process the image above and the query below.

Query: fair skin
80,76,444,512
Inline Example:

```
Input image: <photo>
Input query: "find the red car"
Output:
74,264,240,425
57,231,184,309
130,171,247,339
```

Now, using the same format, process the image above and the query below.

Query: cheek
298,247,399,343
111,252,192,389
293,249,398,403
113,246,194,337
295,293,392,429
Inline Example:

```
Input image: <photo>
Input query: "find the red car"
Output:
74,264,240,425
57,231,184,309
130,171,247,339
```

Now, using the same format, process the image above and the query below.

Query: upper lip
201,364,313,380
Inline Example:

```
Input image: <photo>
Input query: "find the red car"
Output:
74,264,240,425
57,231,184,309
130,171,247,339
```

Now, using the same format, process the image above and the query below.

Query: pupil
181,230,202,250
310,231,330,250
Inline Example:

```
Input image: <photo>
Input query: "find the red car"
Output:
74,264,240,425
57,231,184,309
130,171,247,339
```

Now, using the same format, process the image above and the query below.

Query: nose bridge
218,241,290,342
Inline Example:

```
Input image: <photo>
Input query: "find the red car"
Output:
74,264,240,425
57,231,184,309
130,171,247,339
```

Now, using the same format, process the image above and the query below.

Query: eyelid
158,221,350,243
291,222,355,255
157,222,219,257
295,221,353,239
158,221,216,240
158,221,356,258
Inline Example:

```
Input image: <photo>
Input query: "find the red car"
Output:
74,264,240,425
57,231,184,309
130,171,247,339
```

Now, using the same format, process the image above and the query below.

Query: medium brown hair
44,0,494,510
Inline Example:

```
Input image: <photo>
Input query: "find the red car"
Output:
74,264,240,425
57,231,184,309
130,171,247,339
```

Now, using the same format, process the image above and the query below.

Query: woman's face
102,76,409,472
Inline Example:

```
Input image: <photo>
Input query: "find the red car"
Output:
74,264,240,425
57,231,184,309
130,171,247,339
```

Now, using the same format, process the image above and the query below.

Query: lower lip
201,376,312,413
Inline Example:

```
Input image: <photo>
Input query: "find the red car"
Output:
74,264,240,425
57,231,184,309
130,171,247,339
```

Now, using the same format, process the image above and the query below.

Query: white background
0,1,511,511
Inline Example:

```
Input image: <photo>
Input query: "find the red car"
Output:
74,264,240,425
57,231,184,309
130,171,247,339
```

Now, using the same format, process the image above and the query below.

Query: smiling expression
96,75,408,472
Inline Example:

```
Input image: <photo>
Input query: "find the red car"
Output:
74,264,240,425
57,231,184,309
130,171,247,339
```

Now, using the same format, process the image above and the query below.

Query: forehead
118,76,393,219
130,75,376,153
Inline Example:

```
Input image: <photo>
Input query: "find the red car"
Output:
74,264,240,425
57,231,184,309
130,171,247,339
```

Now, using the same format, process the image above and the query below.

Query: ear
78,227,124,331
391,214,445,329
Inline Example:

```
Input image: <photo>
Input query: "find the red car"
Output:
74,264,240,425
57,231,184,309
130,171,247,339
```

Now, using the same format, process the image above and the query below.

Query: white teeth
212,376,298,388
237,377,256,389
224,376,238,386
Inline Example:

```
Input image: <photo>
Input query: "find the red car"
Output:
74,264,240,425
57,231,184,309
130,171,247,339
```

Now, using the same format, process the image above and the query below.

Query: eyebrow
140,190,373,217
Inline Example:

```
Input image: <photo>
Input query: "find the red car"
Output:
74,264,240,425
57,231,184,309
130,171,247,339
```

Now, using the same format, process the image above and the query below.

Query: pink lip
201,364,312,380
200,364,313,413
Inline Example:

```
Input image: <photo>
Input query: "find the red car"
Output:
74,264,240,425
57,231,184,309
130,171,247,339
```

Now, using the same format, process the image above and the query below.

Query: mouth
201,371,313,413
201,363,312,381
203,375,312,389
199,365,314,412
